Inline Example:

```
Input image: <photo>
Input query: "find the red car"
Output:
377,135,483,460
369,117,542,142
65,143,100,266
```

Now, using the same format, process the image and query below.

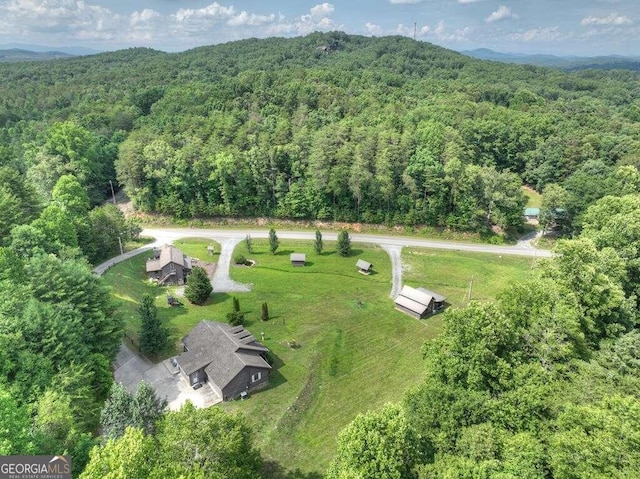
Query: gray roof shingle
178,320,271,391
146,244,192,273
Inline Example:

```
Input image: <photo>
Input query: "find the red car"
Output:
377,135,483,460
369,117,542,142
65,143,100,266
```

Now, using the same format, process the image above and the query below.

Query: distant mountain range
0,43,100,62
462,48,640,71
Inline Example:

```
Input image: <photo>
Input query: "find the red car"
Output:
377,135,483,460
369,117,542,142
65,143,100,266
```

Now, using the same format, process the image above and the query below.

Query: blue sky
1,1,639,56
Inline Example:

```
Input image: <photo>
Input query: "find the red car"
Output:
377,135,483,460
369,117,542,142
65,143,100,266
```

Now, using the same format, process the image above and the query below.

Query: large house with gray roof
177,320,271,401
146,244,192,285
394,285,446,319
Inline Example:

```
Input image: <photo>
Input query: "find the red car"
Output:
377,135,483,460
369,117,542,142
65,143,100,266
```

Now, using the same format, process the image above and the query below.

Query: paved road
94,227,552,297
139,227,553,258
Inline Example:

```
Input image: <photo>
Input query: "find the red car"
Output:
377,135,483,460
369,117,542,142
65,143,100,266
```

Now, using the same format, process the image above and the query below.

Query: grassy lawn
402,248,535,307
523,185,542,208
102,238,533,476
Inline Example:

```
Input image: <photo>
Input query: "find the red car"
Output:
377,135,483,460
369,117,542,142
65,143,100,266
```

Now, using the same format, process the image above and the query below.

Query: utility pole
109,180,117,205
118,236,124,256
414,22,417,41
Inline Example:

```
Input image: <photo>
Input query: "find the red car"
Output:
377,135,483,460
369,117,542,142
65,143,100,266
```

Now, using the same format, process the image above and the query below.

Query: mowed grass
102,238,533,475
523,185,542,208
402,248,535,307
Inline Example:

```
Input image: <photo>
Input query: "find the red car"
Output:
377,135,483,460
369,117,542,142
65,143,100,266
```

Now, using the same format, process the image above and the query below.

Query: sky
1,0,640,56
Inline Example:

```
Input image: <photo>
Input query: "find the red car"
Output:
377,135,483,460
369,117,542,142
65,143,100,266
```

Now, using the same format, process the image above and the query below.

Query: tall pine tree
184,267,212,305
138,294,167,356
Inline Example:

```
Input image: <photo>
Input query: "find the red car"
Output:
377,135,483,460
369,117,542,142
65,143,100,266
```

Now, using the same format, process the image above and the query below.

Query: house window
251,372,262,383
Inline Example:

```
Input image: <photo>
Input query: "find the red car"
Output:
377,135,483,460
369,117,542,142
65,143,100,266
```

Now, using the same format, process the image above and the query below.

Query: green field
523,186,542,208
102,238,533,475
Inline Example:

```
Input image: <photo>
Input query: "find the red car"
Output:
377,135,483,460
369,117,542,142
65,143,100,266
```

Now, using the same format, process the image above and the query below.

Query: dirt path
381,245,403,298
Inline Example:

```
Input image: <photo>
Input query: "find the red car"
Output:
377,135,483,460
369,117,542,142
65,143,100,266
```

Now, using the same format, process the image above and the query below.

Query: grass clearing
523,185,542,208
103,238,533,475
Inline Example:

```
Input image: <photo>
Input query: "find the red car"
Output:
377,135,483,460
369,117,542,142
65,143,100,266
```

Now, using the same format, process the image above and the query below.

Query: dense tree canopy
0,33,638,235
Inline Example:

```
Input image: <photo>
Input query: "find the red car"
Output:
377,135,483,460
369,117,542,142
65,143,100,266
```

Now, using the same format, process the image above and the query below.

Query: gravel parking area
114,344,221,410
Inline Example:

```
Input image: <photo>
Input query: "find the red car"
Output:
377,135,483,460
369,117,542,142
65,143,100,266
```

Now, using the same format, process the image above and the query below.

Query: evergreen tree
269,228,279,255
100,383,133,441
228,297,244,326
261,302,269,321
138,294,167,356
314,229,323,254
131,381,167,436
245,234,253,254
184,266,212,305
337,229,351,257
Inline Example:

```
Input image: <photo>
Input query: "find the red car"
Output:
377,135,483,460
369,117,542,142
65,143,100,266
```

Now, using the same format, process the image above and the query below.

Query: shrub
234,253,247,265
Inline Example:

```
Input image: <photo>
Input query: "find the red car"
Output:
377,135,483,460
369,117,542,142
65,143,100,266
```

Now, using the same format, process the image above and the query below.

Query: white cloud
509,26,565,42
581,12,632,26
392,20,470,42
458,0,481,3
485,5,518,23
394,23,430,37
173,3,235,23
310,3,334,17
389,0,424,4
227,11,276,27
365,22,384,35
267,4,340,36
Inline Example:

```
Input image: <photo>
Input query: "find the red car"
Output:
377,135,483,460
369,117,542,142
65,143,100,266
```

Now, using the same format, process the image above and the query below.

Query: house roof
356,259,372,270
398,285,433,306
290,253,306,263
395,285,446,315
416,287,446,303
146,244,192,273
178,320,271,390
394,294,429,315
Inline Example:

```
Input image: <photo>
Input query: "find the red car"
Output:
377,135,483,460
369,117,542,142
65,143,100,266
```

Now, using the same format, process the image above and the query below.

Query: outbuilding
290,253,306,267
394,285,446,319
356,259,373,275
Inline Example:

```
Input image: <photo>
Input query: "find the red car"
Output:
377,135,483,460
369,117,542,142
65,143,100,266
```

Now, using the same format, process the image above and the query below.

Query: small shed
524,207,540,220
356,259,373,275
394,285,446,319
290,253,306,267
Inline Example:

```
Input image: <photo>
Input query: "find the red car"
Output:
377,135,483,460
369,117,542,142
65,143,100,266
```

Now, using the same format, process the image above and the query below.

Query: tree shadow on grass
276,249,295,256
263,461,324,479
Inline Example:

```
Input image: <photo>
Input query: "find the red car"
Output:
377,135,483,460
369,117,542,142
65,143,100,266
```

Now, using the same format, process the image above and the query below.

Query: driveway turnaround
114,344,221,410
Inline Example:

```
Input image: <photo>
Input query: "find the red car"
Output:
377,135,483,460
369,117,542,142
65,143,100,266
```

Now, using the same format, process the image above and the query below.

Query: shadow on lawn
263,460,323,479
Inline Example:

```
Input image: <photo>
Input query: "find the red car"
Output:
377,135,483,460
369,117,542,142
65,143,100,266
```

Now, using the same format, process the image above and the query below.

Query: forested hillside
1,32,640,234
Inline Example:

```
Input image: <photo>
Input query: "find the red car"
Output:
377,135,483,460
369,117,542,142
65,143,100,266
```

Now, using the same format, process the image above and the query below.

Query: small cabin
356,259,373,275
394,285,446,319
290,253,306,267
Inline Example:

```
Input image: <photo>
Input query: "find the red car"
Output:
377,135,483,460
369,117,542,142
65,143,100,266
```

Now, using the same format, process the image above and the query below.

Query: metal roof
394,295,429,315
416,287,446,303
356,259,372,270
290,253,306,262
398,285,433,306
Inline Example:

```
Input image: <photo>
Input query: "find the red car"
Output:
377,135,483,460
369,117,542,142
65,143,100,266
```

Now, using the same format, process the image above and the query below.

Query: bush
234,253,247,265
